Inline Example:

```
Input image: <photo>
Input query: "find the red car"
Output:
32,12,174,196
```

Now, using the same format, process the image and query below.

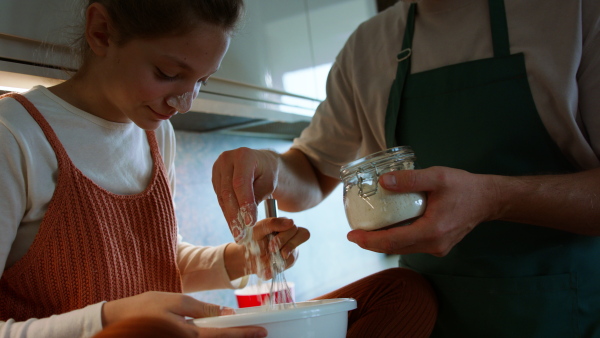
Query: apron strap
385,3,416,148
384,0,511,147
1,92,70,168
489,0,511,57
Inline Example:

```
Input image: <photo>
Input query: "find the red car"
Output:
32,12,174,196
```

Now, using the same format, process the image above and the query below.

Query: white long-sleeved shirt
0,86,243,337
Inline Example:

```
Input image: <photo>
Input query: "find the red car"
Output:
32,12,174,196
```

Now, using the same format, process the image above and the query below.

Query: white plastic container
340,146,426,231
193,298,357,338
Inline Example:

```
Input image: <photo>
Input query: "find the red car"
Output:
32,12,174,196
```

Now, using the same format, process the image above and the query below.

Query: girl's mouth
149,106,174,120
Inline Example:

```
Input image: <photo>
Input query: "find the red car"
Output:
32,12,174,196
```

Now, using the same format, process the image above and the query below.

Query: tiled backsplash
174,130,397,307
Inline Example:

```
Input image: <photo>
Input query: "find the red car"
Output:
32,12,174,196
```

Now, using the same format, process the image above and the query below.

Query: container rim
234,281,295,296
193,298,357,328
340,146,414,178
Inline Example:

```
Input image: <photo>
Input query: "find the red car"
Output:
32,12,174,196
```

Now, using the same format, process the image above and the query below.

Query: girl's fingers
284,248,299,268
242,218,309,277
173,295,225,319
95,316,198,338
276,228,310,259
251,218,295,241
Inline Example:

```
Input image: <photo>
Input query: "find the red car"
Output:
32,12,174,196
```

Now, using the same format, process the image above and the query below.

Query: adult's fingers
346,215,447,255
212,152,243,238
230,149,263,225
212,149,259,240
227,148,283,220
347,215,467,257
347,228,416,255
379,166,453,193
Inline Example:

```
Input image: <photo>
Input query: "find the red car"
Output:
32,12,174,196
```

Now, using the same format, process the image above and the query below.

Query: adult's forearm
272,149,340,212
494,167,600,235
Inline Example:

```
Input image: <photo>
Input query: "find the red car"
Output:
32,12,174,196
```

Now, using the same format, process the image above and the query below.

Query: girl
0,0,304,336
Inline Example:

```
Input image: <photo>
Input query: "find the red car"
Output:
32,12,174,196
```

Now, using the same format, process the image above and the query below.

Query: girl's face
97,24,230,130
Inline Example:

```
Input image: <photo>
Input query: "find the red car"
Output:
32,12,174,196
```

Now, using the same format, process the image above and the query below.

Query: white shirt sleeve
0,302,104,338
177,242,248,293
578,0,600,163
0,120,25,276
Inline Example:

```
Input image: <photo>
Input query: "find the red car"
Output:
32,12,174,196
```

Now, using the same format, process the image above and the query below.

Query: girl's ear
85,3,114,57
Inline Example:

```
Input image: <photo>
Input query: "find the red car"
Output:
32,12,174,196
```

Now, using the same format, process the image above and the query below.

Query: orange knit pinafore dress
0,93,182,321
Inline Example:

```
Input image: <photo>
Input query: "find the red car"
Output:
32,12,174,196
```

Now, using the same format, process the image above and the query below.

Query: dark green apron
384,1,600,337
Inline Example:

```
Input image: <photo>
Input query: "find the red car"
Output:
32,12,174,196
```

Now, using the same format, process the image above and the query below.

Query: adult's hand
347,165,600,255
347,166,501,256
101,292,267,337
212,148,280,241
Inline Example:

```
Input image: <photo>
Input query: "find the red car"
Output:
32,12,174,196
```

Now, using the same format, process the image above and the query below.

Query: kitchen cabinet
0,0,78,89
0,0,78,68
306,0,376,99
200,0,376,122
0,0,376,124
219,0,376,101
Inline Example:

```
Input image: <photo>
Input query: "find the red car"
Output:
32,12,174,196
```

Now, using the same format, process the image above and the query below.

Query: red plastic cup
234,282,295,308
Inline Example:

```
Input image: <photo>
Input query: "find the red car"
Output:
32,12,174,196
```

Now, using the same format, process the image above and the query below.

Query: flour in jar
344,186,426,231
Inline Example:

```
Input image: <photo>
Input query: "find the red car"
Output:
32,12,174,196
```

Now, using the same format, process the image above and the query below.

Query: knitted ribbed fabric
0,93,182,321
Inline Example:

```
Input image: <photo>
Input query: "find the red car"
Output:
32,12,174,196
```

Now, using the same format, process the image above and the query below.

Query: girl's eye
156,68,178,81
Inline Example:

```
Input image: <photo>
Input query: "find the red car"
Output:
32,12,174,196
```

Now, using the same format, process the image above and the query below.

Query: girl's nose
166,82,202,113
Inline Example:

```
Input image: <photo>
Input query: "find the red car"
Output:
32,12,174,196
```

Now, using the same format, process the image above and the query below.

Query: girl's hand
226,217,310,280
251,217,310,279
101,291,266,337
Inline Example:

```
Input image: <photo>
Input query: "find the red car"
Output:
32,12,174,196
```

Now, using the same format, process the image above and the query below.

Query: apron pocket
425,272,578,338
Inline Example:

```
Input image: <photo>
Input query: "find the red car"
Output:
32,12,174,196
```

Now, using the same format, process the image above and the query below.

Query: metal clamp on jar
340,146,426,231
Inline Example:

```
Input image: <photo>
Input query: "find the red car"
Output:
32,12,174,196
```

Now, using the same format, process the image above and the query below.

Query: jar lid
340,146,415,179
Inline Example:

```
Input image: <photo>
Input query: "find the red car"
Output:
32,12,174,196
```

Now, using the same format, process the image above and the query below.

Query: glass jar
340,146,426,231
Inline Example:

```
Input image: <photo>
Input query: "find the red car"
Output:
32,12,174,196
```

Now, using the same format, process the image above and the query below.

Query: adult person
212,0,600,336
